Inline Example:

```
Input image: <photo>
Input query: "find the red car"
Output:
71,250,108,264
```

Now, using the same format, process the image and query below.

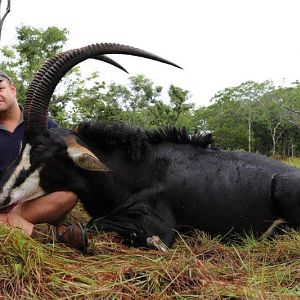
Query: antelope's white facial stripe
10,168,45,203
0,144,45,206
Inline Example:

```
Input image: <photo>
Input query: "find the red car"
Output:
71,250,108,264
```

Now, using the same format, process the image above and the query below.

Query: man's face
0,79,17,113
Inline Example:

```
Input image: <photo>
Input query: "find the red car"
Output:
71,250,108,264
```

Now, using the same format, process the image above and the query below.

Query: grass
283,157,300,168
2,225,300,299
1,158,300,299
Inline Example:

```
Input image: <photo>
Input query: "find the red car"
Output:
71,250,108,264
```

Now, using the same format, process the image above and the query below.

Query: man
0,70,87,251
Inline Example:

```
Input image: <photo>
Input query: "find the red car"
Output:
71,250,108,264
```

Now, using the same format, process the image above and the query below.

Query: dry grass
1,159,300,299
1,216,300,299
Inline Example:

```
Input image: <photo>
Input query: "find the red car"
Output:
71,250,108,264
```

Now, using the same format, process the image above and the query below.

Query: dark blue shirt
0,119,58,171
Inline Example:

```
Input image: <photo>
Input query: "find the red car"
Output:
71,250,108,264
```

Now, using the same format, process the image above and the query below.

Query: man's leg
0,192,87,251
0,212,33,236
17,191,78,225
0,191,78,234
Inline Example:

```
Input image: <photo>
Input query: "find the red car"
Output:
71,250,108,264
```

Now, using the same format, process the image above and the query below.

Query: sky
1,0,300,107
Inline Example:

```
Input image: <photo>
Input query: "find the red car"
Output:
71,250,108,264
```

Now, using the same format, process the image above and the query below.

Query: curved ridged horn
94,55,128,73
24,43,182,139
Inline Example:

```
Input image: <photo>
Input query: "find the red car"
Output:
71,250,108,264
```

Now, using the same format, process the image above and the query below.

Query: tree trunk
0,0,11,41
270,122,284,157
272,134,276,156
248,116,251,152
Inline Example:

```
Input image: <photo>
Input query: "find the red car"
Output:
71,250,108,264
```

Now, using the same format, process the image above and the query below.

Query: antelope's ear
66,136,109,172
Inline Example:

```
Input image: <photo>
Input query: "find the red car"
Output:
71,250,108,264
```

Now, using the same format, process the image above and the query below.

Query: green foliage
16,26,68,81
72,74,195,130
195,99,249,150
196,80,300,155
0,25,69,105
1,25,300,157
201,81,274,151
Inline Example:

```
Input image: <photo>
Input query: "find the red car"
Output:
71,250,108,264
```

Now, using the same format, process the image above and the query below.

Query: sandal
31,222,88,252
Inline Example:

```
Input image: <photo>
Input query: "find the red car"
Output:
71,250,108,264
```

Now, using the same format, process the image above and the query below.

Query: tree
3,25,299,157
208,81,274,152
195,99,249,150
0,25,69,101
278,82,300,115
73,74,164,126
257,85,300,157
72,74,196,130
70,71,124,124
0,25,77,124
72,75,159,125
0,0,10,41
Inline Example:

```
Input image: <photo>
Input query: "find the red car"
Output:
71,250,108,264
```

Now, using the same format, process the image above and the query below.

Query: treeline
1,26,300,157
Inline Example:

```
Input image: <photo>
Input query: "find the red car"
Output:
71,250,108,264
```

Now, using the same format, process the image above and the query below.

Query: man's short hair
0,70,12,82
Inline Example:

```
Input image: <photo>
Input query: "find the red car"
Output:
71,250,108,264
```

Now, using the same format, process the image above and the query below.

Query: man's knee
23,191,78,211
19,191,79,224
49,191,78,210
